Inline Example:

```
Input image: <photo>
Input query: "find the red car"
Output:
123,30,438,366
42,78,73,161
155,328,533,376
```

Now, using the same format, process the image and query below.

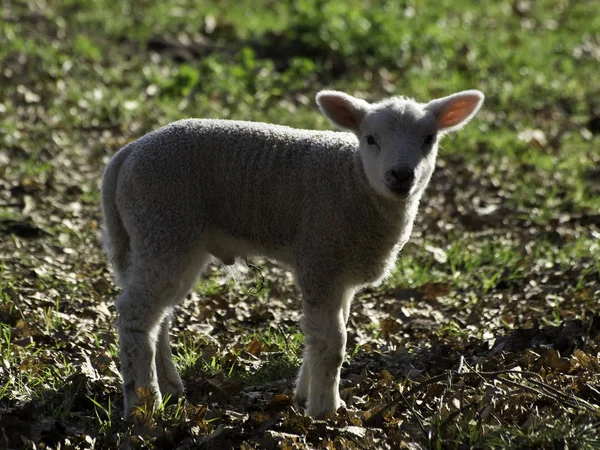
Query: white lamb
102,89,484,418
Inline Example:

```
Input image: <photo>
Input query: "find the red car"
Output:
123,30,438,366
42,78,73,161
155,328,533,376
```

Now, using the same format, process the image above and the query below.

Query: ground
1,1,599,448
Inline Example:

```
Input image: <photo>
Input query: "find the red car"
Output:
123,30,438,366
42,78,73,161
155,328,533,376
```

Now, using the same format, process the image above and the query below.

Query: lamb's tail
101,145,133,286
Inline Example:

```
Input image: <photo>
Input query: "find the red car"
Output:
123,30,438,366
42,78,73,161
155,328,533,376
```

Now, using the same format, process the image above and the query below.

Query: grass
1,0,599,448
173,325,302,384
241,327,303,385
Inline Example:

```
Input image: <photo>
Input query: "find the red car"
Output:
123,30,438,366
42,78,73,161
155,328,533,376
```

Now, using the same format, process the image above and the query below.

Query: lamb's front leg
296,280,353,417
293,354,310,410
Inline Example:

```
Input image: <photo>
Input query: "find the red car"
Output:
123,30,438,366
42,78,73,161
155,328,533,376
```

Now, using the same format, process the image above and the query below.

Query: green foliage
73,35,102,61
0,0,599,448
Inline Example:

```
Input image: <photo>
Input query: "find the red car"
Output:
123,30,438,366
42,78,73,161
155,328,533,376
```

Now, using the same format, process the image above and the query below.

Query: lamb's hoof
158,379,184,405
306,398,346,419
293,394,307,411
306,399,346,420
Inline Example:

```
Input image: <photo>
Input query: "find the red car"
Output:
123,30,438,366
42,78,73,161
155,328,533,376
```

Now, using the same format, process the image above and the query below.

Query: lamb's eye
366,135,377,146
423,134,436,147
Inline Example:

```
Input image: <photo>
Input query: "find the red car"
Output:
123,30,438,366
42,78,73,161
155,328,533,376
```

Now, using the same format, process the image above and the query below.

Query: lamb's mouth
386,183,413,197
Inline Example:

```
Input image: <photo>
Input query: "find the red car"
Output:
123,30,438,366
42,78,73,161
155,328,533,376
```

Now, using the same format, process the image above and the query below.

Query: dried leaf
266,393,292,409
421,282,452,300
245,338,264,356
539,349,571,372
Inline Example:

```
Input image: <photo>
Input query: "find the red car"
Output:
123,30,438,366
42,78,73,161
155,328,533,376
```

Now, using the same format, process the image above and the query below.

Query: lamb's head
317,89,484,200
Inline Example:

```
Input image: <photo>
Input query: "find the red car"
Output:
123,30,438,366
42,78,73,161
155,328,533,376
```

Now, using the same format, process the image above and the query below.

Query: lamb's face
316,89,484,202
358,100,438,200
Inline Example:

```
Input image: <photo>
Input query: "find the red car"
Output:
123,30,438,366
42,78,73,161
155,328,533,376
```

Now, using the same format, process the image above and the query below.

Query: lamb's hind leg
153,252,211,404
116,279,166,415
155,315,184,403
117,249,209,416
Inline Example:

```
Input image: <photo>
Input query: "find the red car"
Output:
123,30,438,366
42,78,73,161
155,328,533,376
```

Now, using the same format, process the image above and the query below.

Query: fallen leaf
538,349,571,372
266,393,292,409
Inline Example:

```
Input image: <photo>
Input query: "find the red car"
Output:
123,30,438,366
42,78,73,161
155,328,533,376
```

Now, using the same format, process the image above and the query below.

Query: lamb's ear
316,90,370,133
425,90,484,133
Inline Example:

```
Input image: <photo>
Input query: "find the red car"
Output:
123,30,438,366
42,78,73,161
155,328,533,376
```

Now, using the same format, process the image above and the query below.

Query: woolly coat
102,119,416,291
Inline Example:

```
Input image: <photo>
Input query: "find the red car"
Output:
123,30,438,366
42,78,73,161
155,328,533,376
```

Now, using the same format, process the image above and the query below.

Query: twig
244,257,265,295
364,367,598,427
364,372,453,426
398,389,428,439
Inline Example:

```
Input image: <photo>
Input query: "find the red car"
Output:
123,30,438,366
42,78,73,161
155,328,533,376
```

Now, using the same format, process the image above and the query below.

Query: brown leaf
282,409,312,434
421,282,452,301
571,349,599,371
263,430,302,449
15,319,37,338
92,278,110,294
379,369,394,382
20,175,44,192
539,349,571,373
252,411,270,423
130,386,159,426
521,348,540,369
380,318,395,341
266,393,292,409
246,338,265,356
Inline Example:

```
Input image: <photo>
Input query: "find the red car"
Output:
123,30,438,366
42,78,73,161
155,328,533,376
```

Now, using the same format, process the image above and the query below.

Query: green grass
173,325,302,384
1,0,599,448
241,327,303,385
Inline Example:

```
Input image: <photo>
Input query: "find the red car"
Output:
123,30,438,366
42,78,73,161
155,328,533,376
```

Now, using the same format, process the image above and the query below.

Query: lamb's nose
386,166,415,195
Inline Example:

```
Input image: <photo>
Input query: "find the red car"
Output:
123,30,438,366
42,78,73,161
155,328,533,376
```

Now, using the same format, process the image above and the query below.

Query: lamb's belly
206,231,295,267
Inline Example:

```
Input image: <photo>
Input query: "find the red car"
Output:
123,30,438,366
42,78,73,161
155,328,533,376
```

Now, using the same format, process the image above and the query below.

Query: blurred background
2,0,599,214
1,1,599,448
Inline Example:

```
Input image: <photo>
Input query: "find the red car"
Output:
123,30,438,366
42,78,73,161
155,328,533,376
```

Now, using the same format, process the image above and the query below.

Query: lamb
101,88,484,418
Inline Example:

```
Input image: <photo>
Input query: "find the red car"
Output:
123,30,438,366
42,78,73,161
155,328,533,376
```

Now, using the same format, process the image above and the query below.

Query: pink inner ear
320,96,360,130
439,97,480,128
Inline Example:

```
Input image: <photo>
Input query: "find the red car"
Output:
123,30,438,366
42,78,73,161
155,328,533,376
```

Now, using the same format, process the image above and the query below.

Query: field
1,0,599,448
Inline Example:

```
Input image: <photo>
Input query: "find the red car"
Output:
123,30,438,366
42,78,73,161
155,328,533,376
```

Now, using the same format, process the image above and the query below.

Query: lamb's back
116,119,360,249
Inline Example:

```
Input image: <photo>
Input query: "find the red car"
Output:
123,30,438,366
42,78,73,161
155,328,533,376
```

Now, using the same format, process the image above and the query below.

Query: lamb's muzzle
385,166,415,196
